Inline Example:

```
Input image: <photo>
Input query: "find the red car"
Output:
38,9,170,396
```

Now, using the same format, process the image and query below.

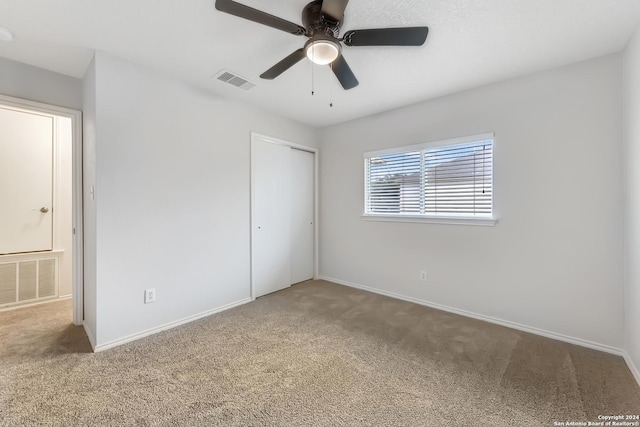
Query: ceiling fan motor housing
303,0,341,38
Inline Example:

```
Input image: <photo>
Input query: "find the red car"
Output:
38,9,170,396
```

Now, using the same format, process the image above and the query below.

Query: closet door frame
250,133,318,300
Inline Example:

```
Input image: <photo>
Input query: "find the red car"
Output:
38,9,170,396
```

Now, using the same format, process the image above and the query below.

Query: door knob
40,207,49,213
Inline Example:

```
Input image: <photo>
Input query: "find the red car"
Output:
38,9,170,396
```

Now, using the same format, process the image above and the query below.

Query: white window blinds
364,135,493,218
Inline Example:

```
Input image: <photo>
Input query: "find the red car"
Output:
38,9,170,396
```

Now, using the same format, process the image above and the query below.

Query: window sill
361,214,497,227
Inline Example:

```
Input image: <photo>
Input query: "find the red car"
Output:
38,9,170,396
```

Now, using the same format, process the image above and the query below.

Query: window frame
362,133,496,226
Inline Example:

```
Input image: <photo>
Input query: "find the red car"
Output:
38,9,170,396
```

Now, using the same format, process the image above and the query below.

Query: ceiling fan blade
321,0,349,22
331,54,359,90
342,27,429,46
215,0,306,35
260,48,307,80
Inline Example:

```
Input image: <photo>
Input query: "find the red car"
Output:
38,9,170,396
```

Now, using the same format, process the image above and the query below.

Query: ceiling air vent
214,70,256,91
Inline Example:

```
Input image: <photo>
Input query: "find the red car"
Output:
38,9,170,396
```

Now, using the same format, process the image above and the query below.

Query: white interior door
0,107,53,255
290,148,314,284
252,139,292,298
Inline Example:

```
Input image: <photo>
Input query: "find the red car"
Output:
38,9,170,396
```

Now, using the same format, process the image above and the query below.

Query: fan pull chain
329,62,333,107
311,51,315,96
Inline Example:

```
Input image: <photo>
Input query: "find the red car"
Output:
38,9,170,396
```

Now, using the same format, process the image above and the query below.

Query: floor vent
0,257,58,308
214,70,256,91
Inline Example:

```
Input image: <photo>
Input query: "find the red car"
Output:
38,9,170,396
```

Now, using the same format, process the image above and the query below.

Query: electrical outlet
420,271,427,282
144,288,156,304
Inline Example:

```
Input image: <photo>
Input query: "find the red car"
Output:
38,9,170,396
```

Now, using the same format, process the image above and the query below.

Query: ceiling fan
214,0,429,90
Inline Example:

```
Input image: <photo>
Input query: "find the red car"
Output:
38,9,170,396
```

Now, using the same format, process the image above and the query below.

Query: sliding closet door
290,148,314,284
251,139,292,298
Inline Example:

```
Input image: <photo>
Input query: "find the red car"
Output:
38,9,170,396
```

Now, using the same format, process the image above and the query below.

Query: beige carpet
1,280,638,426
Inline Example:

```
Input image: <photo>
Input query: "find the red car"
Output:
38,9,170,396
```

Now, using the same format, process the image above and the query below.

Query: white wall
0,57,82,110
54,116,73,297
623,27,640,380
87,52,317,348
319,54,624,349
82,58,98,347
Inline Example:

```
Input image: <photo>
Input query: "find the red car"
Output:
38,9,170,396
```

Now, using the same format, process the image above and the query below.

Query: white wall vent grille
213,70,256,91
39,259,56,297
0,263,16,305
0,257,58,308
18,261,37,301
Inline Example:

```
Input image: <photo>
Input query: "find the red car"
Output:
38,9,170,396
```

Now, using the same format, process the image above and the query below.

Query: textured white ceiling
0,0,639,127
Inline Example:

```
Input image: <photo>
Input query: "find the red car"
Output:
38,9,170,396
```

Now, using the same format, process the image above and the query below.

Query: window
364,133,494,225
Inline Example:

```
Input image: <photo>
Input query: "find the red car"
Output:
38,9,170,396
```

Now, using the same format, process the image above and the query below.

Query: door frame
0,94,84,325
250,132,318,300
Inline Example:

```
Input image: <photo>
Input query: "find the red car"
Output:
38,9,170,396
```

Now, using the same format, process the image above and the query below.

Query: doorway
0,94,83,325
250,133,317,299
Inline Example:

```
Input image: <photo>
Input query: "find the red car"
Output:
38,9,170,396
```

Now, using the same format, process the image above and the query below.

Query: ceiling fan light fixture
305,39,340,65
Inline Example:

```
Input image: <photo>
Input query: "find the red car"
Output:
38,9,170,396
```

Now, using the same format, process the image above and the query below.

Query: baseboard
318,276,624,357
93,298,252,352
0,295,72,313
623,351,640,387
83,322,97,351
